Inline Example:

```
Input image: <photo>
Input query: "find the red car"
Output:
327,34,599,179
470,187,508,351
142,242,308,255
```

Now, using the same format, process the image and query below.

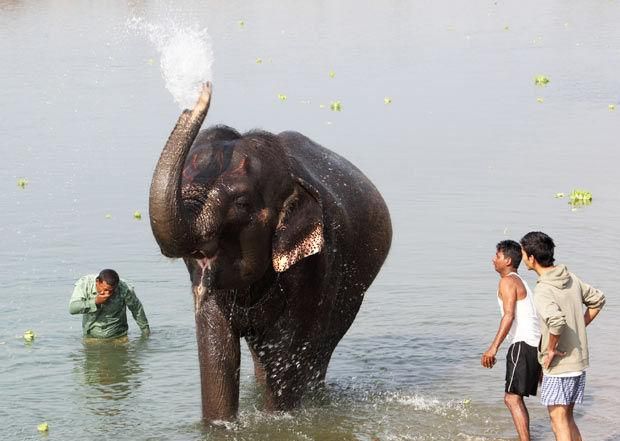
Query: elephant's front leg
195,292,240,421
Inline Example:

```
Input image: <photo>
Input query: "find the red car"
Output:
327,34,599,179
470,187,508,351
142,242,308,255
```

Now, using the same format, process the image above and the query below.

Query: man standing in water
520,232,605,441
482,240,541,441
69,269,150,339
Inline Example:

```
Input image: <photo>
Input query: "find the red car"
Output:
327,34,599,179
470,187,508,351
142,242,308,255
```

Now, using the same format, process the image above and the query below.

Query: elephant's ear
272,177,325,273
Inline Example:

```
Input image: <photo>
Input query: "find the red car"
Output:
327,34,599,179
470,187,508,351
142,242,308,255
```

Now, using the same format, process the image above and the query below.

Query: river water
1,1,619,440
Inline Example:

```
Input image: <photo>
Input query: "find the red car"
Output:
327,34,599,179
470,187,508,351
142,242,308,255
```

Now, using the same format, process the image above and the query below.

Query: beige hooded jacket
534,265,606,375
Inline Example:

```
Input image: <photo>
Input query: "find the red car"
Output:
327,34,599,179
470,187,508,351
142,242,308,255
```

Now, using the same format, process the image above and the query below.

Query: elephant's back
278,131,385,204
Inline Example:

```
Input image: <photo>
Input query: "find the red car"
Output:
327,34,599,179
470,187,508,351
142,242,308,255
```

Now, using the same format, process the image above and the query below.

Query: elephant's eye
234,196,251,210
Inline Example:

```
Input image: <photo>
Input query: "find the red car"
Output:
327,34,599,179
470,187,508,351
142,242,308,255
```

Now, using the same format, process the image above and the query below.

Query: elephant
149,83,392,421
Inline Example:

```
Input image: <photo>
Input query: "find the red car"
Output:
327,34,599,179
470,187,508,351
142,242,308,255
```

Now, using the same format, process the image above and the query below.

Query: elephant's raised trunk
149,83,212,257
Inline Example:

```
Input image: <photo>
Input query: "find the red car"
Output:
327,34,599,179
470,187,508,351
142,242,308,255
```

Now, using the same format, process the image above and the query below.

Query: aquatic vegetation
568,189,592,207
609,104,616,111
238,20,245,27
330,101,342,111
534,75,550,85
384,97,392,105
23,330,35,342
554,192,565,198
463,399,471,405
329,70,336,78
17,178,28,189
256,58,263,64
37,422,48,432
134,211,142,220
278,94,287,102
105,213,112,219
537,97,544,103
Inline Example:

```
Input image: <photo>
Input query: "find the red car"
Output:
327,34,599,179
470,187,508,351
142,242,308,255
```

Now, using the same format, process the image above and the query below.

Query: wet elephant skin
149,84,392,421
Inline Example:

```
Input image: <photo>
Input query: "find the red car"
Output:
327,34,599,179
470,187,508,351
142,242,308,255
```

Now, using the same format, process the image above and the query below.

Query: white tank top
497,272,541,347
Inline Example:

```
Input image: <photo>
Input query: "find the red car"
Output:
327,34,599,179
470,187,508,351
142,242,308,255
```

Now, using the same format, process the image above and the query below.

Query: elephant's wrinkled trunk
149,83,212,257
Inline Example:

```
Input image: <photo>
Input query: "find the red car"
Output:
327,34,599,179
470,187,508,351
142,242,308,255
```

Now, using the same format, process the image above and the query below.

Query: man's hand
543,348,566,370
95,293,111,305
481,349,497,368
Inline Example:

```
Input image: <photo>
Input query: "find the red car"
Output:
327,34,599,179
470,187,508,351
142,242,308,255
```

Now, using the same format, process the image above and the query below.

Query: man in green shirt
69,269,150,339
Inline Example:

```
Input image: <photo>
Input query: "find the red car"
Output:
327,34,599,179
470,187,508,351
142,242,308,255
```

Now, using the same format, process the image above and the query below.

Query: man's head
520,231,555,270
95,269,119,296
493,240,522,274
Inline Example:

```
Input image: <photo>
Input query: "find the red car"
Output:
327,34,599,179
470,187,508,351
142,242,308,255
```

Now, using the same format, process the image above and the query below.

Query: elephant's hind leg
247,339,268,386
259,344,333,411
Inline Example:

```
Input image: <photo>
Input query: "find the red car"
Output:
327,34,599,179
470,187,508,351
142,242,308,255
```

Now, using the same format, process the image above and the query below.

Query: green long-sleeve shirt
69,274,150,338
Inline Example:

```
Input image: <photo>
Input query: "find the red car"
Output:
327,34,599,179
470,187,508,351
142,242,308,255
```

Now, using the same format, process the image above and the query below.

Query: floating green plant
17,178,28,189
537,97,544,103
24,330,35,342
37,422,49,432
384,97,392,105
238,20,245,27
534,75,550,85
133,210,142,220
278,94,287,102
554,192,565,198
330,101,342,111
568,189,592,207
105,213,112,219
329,70,336,79
255,58,263,64
609,104,616,111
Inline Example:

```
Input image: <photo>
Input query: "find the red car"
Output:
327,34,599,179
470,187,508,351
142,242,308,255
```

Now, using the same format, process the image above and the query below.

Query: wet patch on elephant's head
181,125,244,186
182,143,235,186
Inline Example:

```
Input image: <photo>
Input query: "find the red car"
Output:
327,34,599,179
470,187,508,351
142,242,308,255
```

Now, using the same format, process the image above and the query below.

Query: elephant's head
149,84,325,291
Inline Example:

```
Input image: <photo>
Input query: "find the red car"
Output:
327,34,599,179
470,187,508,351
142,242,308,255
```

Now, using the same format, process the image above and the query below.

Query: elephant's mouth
195,255,220,289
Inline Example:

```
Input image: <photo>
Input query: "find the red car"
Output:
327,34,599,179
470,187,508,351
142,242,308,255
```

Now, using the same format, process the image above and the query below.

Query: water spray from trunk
127,16,214,109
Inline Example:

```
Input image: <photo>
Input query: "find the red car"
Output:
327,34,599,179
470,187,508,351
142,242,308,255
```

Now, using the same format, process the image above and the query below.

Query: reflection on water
73,337,146,415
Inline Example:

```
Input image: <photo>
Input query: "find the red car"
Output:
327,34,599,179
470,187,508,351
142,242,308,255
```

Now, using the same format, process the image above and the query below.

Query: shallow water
1,1,620,440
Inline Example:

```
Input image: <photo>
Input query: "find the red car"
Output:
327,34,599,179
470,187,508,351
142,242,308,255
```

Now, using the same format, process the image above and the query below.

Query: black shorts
505,341,541,397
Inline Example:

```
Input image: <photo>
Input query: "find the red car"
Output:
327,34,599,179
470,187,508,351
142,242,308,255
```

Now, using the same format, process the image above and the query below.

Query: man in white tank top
482,240,541,441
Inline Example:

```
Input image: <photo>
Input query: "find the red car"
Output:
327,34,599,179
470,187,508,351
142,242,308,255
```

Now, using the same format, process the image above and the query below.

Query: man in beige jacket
520,232,606,441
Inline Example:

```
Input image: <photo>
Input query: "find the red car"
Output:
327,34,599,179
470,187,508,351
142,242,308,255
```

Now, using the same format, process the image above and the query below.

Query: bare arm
544,332,565,369
481,278,517,368
584,308,601,326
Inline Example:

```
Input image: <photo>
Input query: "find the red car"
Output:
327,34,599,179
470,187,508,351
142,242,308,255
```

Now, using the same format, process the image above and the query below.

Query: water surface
1,1,620,440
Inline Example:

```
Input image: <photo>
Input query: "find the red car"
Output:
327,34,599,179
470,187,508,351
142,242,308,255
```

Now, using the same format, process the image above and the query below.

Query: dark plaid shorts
505,341,541,397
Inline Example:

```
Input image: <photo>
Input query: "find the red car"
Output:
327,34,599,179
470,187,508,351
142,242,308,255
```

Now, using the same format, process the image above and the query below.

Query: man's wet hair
97,269,119,287
520,231,555,267
496,240,522,269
